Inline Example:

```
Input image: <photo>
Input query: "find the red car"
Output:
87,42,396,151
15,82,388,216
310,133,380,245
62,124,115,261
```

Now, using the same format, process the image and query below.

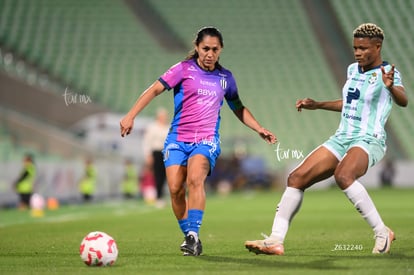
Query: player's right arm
120,80,166,137
296,98,342,112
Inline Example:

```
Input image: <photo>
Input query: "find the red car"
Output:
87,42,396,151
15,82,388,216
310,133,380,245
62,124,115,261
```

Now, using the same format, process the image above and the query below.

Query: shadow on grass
197,255,347,271
196,252,412,271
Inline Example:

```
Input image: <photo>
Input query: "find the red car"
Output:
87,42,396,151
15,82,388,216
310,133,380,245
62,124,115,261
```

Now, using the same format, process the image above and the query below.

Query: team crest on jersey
368,72,377,85
220,78,227,90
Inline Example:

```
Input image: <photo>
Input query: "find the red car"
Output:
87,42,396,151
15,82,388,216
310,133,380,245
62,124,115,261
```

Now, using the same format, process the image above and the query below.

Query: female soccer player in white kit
245,23,407,255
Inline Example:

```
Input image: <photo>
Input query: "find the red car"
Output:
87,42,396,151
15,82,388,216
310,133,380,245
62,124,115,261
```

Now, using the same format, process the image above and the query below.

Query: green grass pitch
0,188,413,274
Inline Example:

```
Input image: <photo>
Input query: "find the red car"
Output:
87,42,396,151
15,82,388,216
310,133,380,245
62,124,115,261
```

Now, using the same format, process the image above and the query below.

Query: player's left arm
381,64,408,107
232,106,277,144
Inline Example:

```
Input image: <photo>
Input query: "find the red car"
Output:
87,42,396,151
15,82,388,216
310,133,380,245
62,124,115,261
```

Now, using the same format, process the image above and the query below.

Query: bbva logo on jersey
346,87,360,104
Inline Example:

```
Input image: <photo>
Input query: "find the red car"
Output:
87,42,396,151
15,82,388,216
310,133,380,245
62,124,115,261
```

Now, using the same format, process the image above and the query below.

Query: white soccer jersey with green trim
335,62,403,141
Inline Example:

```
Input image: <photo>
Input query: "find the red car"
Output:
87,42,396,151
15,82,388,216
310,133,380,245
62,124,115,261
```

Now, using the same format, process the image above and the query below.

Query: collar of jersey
358,61,389,74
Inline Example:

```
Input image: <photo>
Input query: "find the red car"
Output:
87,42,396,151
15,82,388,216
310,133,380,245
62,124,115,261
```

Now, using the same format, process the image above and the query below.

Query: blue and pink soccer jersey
159,58,243,143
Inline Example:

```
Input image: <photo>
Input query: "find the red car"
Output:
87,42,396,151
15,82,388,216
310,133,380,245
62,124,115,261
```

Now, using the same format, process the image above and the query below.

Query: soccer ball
79,231,118,266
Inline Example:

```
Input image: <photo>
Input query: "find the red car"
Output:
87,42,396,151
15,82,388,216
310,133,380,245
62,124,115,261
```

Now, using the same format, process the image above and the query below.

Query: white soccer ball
79,231,118,266
30,193,45,210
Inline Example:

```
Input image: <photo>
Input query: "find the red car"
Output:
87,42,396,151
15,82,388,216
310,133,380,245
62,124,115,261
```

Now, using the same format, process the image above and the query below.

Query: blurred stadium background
0,0,413,206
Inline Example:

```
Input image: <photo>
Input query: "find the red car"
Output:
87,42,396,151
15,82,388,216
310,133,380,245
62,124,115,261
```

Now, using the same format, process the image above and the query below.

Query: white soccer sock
270,187,304,243
343,180,386,234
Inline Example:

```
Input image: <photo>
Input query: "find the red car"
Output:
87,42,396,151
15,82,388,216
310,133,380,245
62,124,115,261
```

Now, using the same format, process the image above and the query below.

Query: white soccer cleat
372,227,395,254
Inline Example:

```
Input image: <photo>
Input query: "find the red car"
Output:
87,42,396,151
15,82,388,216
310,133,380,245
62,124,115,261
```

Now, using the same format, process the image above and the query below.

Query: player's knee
168,182,185,198
186,175,204,190
334,169,354,189
287,171,306,189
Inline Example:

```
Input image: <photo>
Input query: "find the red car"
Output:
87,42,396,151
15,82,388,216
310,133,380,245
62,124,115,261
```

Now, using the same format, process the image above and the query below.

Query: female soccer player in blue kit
120,27,277,256
245,23,407,255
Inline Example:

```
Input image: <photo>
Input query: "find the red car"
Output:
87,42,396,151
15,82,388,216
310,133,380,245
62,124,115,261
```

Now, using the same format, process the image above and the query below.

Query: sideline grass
0,188,413,274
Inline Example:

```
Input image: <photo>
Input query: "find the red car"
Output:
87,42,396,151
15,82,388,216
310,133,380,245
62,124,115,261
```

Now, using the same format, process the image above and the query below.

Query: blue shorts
162,136,221,175
323,135,386,167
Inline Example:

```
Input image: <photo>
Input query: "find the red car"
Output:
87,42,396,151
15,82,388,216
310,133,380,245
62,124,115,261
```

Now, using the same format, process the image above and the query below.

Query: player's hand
258,127,277,144
120,116,134,137
381,64,394,90
296,98,317,112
